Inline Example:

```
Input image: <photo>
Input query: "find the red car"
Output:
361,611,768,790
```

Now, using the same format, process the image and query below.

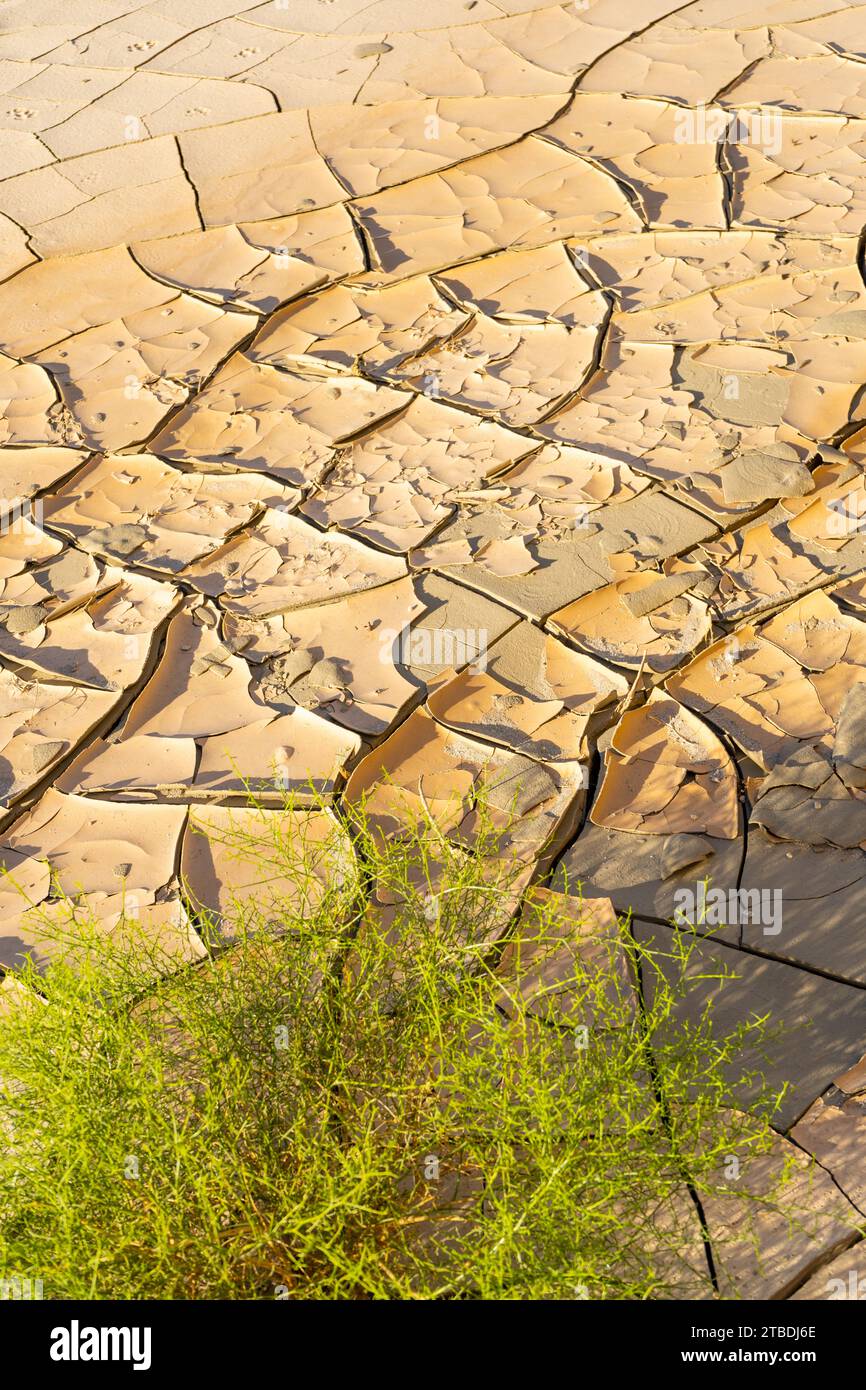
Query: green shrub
0,793,793,1299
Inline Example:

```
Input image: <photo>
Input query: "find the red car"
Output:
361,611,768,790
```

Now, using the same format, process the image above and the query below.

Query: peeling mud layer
3,0,866,1300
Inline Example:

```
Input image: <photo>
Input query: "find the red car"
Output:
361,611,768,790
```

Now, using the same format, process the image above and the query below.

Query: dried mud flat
3,0,866,1299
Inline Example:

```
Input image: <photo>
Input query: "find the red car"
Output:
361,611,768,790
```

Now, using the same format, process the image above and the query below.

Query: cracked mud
3,0,866,1300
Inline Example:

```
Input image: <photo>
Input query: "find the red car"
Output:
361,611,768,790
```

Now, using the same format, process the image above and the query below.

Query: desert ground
2,0,866,1300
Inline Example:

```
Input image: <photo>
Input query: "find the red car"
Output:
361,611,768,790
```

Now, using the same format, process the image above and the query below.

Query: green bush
0,793,793,1299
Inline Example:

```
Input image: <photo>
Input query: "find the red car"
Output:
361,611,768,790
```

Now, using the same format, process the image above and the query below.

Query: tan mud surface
2,0,866,1297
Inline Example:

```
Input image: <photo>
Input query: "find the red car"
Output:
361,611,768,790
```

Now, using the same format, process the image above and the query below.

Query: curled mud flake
120,602,266,740
302,394,535,552
353,137,641,282
544,93,728,230
437,242,597,328
428,622,623,765
152,354,405,485
42,453,295,575
0,569,179,692
344,705,585,872
591,690,739,839
550,569,710,674
185,507,405,618
729,113,866,237
720,28,866,120
249,276,468,378
244,576,425,736
0,667,118,810
4,604,48,635
32,298,253,453
2,788,186,904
